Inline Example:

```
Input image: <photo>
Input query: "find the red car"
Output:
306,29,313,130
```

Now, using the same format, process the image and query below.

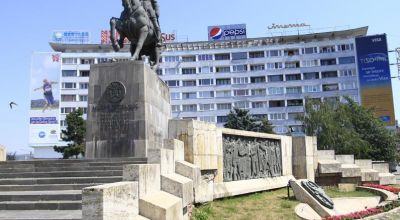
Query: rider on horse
140,0,162,47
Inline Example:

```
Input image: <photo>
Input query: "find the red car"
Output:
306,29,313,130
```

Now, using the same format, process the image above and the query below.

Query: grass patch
323,186,376,198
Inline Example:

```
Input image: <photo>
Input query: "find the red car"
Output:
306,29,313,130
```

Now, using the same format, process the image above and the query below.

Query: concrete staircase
0,158,147,220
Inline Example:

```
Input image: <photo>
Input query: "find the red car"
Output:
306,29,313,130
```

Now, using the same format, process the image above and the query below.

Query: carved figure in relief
237,141,248,180
250,143,259,177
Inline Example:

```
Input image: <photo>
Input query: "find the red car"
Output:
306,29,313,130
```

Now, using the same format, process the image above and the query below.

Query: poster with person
29,52,61,146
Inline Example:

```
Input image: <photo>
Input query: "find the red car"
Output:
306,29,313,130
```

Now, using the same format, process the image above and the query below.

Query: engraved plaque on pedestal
86,61,171,158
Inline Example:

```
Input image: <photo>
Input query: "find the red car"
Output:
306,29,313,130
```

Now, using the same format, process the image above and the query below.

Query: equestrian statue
110,0,162,69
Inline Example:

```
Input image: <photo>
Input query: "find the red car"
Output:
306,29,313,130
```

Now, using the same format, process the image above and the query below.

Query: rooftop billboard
208,24,247,41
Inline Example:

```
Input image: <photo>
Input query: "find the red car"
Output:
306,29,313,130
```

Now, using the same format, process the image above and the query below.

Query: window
216,90,231,98
284,49,300,56
166,80,179,87
79,83,89,89
182,104,197,112
198,91,214,98
253,114,268,120
285,61,300,68
215,66,231,73
251,89,266,96
304,85,320,93
79,95,88,102
338,44,354,51
217,116,228,123
252,102,265,108
250,64,265,71
98,58,113,63
80,58,95,64
340,69,356,77
322,84,339,91
233,89,249,96
198,54,213,61
325,97,340,103
62,58,77,64
200,116,215,123
286,74,301,81
302,47,318,54
156,68,162,76
288,112,302,120
232,77,248,84
62,70,77,77
172,105,180,112
287,99,303,106
171,92,180,100
182,80,196,87
266,62,283,69
320,59,337,66
198,66,213,74
182,92,196,99
234,101,250,109
199,104,214,111
181,56,196,62
302,60,319,67
270,113,286,120
182,68,196,75
286,86,302,94
267,50,282,57
303,72,319,80
341,82,357,90
165,68,178,75
321,71,338,78
269,100,285,107
61,95,76,102
250,76,265,83
62,82,76,89
268,75,284,82
216,78,231,85
232,52,247,60
80,71,90,77
215,53,230,60
249,51,265,58
338,56,355,64
268,87,284,95
320,46,335,53
273,126,288,134
61,107,75,114
198,79,214,86
164,56,179,62
60,120,67,127
232,65,247,72
81,107,88,114
217,103,232,110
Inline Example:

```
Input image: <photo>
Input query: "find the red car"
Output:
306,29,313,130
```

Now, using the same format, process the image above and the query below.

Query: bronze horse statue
110,0,161,69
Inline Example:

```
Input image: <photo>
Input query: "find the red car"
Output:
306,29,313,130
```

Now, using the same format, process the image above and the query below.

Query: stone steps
0,183,98,192
0,165,123,173
139,191,183,220
0,170,122,178
0,190,82,202
0,176,123,185
0,200,82,210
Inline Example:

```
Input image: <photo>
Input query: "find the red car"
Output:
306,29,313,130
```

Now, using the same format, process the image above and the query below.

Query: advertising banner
29,53,61,145
208,24,247,41
355,34,395,126
52,31,90,44
101,30,177,44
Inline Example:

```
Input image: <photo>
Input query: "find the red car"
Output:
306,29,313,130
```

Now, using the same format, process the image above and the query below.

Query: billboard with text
355,34,395,126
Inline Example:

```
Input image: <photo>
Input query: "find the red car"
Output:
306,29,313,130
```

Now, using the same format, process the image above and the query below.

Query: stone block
317,150,335,160
335,155,354,164
196,179,214,203
161,173,193,206
82,182,138,220
341,164,361,178
318,160,341,174
147,148,174,175
292,136,316,181
355,160,373,169
0,145,5,161
86,61,171,159
123,164,160,198
175,161,201,188
338,183,356,192
372,163,390,173
360,169,379,182
139,191,183,220
164,139,185,162
379,173,397,185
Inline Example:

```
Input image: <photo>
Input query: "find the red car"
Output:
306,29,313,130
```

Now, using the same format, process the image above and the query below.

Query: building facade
31,26,395,158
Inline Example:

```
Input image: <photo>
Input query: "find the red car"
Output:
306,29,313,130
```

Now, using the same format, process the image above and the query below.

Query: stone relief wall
223,135,282,182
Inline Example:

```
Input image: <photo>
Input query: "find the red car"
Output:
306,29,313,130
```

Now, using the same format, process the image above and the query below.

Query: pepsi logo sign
208,24,247,41
209,27,223,40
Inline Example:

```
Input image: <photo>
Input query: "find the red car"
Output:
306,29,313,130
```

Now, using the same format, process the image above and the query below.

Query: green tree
54,108,86,159
299,97,398,161
224,108,275,134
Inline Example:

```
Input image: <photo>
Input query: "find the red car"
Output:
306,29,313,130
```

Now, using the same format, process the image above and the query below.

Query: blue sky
0,0,399,154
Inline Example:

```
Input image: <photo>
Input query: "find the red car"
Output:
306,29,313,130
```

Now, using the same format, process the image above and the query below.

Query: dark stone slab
86,61,171,159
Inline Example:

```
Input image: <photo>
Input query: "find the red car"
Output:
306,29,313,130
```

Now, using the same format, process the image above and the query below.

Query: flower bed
363,184,400,194
324,200,400,220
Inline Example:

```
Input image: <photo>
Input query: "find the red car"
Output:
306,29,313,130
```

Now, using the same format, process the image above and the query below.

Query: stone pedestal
86,61,171,158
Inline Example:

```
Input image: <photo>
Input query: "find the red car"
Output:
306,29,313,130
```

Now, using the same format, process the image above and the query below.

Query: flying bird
9,102,17,109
